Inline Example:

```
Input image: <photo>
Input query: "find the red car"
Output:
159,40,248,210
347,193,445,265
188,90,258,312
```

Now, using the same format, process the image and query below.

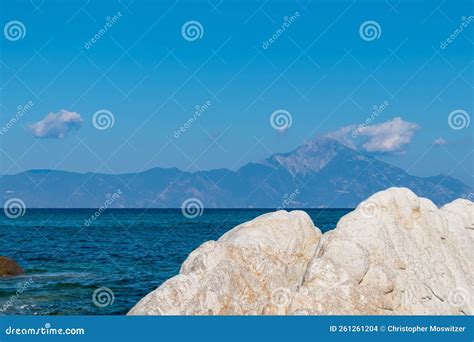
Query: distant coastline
1,138,472,209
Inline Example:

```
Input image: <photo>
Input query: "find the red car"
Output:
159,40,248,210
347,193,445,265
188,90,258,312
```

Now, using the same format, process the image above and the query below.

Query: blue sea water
0,209,351,315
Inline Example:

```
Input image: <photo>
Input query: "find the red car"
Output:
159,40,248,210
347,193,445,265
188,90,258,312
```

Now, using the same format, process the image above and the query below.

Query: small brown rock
0,257,25,276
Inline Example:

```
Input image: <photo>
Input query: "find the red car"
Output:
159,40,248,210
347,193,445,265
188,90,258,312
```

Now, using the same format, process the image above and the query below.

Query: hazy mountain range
1,137,471,208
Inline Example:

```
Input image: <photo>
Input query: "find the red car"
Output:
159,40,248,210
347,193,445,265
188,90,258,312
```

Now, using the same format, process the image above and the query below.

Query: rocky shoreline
129,187,473,315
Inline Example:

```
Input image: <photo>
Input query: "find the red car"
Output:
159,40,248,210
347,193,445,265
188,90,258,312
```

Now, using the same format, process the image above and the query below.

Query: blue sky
0,0,472,185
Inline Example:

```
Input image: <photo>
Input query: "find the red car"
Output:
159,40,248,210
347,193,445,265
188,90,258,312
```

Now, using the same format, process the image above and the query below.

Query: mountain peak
305,134,341,143
261,135,362,176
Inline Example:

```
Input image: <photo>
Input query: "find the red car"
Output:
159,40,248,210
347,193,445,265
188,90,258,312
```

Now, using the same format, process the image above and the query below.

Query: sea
0,209,351,315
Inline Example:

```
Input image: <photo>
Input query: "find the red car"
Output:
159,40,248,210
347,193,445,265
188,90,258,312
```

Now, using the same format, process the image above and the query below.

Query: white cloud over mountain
327,117,419,154
28,110,83,139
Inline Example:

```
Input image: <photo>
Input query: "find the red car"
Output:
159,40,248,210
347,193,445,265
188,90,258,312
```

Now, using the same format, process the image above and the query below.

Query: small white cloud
433,137,447,146
327,117,419,154
28,110,82,138
359,117,419,153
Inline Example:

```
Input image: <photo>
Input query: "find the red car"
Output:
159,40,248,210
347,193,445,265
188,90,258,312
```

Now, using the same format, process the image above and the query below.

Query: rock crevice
129,187,473,315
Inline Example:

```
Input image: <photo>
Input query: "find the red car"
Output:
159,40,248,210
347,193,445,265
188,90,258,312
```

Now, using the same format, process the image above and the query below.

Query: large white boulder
129,188,473,315
128,210,321,315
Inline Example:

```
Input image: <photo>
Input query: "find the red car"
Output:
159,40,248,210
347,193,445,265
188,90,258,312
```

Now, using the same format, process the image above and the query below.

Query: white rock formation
129,188,473,315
